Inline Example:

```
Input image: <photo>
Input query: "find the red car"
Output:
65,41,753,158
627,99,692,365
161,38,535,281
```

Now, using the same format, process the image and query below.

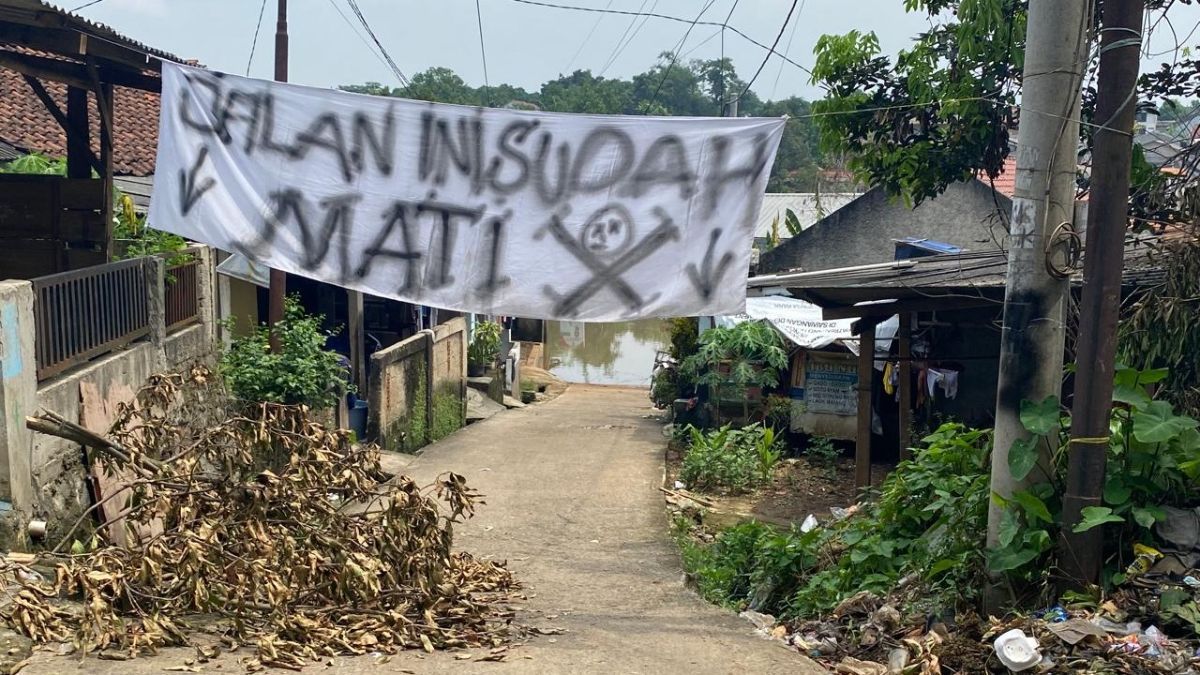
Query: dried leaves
5,367,517,669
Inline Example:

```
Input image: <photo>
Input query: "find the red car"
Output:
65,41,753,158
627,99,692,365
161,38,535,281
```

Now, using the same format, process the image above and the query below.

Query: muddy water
543,319,672,387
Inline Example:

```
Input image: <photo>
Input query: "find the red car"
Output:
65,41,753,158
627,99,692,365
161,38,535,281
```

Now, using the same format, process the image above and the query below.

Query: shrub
221,298,350,409
804,435,841,480
469,320,502,367
681,424,781,492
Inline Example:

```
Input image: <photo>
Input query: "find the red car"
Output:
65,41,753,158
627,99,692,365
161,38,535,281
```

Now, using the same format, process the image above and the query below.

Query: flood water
543,319,672,387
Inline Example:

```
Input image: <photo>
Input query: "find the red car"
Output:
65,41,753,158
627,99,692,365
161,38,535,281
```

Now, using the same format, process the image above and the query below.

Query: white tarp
149,64,785,321
716,295,855,349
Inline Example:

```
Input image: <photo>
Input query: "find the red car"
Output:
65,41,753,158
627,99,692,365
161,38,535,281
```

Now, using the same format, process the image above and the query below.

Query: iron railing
164,256,200,332
31,258,150,381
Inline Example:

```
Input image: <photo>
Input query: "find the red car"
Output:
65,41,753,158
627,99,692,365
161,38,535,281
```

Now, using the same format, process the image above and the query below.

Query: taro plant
990,365,1200,585
220,297,350,409
468,320,502,373
681,321,788,423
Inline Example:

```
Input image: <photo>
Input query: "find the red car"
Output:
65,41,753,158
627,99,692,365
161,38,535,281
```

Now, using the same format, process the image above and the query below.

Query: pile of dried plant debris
2,367,518,670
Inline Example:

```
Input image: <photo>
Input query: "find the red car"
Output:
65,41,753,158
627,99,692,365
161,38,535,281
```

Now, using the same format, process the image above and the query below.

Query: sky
73,0,1200,103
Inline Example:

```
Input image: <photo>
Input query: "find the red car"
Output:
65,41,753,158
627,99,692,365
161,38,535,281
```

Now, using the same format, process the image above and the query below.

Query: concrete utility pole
268,0,288,349
1061,0,1144,587
987,0,1090,550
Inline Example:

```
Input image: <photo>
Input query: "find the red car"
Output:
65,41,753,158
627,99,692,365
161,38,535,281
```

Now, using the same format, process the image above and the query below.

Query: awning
717,295,855,349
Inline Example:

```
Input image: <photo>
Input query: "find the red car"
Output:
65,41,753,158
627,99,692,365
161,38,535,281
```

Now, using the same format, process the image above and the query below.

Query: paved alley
25,385,826,674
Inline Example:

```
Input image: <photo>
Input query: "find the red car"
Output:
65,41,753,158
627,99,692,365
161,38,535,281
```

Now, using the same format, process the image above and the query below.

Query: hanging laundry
883,362,896,395
926,367,959,399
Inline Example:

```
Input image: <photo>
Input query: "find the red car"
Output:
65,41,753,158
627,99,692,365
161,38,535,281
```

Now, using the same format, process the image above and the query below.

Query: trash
870,604,902,633
1157,506,1200,550
832,591,881,619
1139,625,1169,658
835,656,888,675
1184,575,1200,589
739,610,776,632
1039,605,1067,623
1109,634,1143,654
830,505,859,520
673,480,686,490
1047,618,1109,645
1126,543,1164,577
886,647,910,674
1092,618,1142,636
993,629,1041,672
800,514,819,532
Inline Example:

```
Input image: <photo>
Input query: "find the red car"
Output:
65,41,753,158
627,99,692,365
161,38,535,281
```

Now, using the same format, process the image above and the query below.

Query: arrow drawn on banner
686,229,736,300
179,146,216,217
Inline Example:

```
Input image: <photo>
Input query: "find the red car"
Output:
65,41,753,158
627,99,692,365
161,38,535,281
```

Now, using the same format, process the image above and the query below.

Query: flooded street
543,319,671,387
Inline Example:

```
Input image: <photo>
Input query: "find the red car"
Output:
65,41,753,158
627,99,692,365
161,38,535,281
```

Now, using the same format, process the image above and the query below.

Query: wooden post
95,81,114,262
65,87,89,180
898,312,913,461
348,291,366,395
855,320,877,489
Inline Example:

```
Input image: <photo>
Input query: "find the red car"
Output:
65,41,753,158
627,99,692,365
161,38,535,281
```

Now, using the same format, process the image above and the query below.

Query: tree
538,69,633,113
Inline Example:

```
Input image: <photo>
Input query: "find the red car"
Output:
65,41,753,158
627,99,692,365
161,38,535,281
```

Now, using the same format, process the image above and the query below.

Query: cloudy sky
75,0,1199,102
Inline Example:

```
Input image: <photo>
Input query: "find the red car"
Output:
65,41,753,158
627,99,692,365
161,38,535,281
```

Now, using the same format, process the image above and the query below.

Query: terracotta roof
0,60,161,175
979,156,1017,197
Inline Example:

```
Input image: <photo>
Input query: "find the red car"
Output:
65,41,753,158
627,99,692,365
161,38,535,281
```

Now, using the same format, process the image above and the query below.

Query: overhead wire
344,0,411,88
69,0,105,11
245,0,269,76
642,0,719,113
509,0,814,75
735,0,801,103
323,0,397,78
598,0,650,75
770,0,804,99
474,0,491,100
564,0,615,73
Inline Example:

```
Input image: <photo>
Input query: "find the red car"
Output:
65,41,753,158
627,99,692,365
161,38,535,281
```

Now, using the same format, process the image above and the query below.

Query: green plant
220,297,350,409
681,321,788,422
804,435,842,480
763,394,792,429
990,365,1200,583
113,194,191,266
0,153,68,175
469,320,501,367
680,423,780,492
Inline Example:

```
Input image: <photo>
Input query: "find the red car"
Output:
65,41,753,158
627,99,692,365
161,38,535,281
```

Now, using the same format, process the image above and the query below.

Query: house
754,192,861,240
758,175,1013,275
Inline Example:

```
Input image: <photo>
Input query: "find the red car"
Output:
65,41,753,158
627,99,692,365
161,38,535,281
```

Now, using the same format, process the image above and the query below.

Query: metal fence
164,255,200,332
31,258,150,381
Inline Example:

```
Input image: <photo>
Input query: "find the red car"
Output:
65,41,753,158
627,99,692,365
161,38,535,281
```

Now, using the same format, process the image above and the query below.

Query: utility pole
1060,0,1144,587
268,0,288,349
987,0,1090,554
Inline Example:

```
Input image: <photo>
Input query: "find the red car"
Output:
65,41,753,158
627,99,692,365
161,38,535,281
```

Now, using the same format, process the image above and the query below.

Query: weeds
804,435,841,480
680,424,782,492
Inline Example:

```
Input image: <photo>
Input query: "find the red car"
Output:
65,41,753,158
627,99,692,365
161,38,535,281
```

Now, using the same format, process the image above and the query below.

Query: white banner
717,295,855,349
149,64,784,321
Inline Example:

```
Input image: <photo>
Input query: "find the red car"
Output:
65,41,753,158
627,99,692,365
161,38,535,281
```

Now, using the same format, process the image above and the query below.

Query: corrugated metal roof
0,0,184,65
756,192,860,238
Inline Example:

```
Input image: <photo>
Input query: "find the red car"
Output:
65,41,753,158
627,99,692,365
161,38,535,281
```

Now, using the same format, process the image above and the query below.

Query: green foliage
804,435,842,480
1119,241,1200,417
783,208,803,237
679,423,992,618
810,2,1023,204
430,383,464,443
468,320,502,367
220,298,350,409
989,365,1200,580
0,153,68,175
681,321,788,391
680,424,781,492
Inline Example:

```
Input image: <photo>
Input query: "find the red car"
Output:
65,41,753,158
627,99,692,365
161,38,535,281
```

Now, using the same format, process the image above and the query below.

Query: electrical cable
642,0,719,113
344,0,411,88
735,0,800,103
324,0,396,78
564,0,615,73
245,0,269,76
70,0,105,11
509,0,814,75
770,0,804,100
598,0,651,76
474,0,491,100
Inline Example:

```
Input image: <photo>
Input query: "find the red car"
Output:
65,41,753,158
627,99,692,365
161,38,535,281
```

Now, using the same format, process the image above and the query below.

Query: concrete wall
0,247,219,546
759,180,1011,274
368,318,467,453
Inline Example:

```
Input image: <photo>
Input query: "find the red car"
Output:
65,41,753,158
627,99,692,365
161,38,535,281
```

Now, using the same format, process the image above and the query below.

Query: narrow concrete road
25,385,826,674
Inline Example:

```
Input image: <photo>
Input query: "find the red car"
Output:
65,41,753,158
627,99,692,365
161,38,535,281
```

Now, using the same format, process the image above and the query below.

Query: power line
70,0,105,11
642,0,719,113
770,0,804,99
720,0,740,66
564,0,615,73
324,0,394,77
474,0,490,102
344,0,411,88
736,0,801,103
509,0,814,75
599,0,650,76
245,0,268,76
